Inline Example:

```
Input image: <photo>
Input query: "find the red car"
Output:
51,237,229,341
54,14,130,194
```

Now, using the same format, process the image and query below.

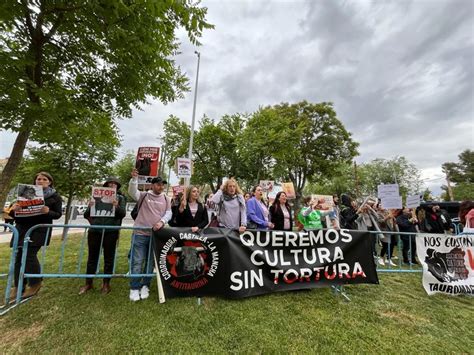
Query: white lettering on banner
159,237,177,280
230,270,264,291
249,247,345,267
240,229,353,248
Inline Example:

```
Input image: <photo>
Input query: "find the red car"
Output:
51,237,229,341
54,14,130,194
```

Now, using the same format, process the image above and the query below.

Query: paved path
0,214,135,244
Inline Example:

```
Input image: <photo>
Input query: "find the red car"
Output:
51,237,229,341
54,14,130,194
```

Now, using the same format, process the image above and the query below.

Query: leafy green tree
12,111,120,223
442,149,474,183
357,156,423,198
249,101,358,206
0,0,213,207
111,151,136,200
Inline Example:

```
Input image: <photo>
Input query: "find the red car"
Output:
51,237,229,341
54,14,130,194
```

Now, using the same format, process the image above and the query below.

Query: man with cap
79,177,126,295
127,168,172,301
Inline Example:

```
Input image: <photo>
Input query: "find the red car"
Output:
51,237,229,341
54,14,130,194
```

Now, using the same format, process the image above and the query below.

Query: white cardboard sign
381,196,403,210
406,194,421,209
377,184,400,199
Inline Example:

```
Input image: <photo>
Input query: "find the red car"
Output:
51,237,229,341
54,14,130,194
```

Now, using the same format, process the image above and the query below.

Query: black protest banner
153,228,378,301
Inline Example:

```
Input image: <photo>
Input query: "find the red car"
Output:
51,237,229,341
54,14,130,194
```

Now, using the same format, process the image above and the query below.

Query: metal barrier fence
0,224,19,313
0,224,466,313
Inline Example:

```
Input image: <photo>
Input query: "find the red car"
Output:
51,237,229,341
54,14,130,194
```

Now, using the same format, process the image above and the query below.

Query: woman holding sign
79,177,126,295
175,185,208,232
9,172,62,299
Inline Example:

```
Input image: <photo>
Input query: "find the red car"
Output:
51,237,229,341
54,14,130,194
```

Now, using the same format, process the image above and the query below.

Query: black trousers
85,230,119,284
401,235,417,263
380,235,398,259
14,245,42,288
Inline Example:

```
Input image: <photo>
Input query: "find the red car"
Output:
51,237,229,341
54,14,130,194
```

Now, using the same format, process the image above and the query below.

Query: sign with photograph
90,186,117,217
177,158,192,178
281,182,296,199
136,147,160,184
259,180,274,193
15,184,44,217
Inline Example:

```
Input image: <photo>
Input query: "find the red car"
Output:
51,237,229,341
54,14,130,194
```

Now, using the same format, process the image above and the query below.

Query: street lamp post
185,51,201,187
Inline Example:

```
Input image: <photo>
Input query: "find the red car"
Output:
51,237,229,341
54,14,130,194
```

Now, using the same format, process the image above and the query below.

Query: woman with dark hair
340,194,360,230
175,185,209,232
246,185,274,230
9,171,62,298
269,191,293,231
79,177,126,295
395,207,419,265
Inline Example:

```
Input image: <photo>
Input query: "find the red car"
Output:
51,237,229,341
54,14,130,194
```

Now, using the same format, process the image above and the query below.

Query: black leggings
14,245,42,288
85,230,119,284
380,235,398,259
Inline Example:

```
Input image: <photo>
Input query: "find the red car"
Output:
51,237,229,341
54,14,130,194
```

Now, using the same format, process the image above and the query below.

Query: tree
0,1,213,207
442,149,474,183
246,101,358,206
441,149,474,201
356,156,423,198
12,111,120,224
111,151,136,200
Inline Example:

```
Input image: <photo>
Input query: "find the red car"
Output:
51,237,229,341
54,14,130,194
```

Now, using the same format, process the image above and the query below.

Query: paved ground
0,214,135,244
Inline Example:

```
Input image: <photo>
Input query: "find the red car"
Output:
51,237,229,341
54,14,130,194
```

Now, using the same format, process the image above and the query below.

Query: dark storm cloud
3,1,470,195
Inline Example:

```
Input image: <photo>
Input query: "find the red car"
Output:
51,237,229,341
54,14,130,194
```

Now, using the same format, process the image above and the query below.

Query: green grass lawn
0,232,472,353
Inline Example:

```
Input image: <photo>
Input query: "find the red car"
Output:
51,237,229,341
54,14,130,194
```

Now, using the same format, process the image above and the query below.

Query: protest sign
381,196,403,210
153,228,379,301
90,186,116,217
416,234,473,296
406,195,421,209
15,184,44,217
281,182,296,199
377,184,399,199
312,195,334,211
135,147,160,184
172,185,185,197
259,180,274,193
177,158,192,178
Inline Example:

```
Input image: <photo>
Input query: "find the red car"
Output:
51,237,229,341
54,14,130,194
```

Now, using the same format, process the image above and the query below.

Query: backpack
131,193,147,220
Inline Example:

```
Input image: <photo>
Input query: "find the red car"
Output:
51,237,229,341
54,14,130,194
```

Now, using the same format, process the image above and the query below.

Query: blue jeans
129,233,154,290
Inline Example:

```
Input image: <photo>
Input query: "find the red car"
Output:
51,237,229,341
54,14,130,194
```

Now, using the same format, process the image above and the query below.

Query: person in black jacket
79,177,126,295
340,194,360,230
269,191,293,231
175,185,208,232
396,207,419,264
9,172,62,298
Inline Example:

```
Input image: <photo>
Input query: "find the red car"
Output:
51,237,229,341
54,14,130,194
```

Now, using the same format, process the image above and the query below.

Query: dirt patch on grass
380,310,430,324
0,319,45,351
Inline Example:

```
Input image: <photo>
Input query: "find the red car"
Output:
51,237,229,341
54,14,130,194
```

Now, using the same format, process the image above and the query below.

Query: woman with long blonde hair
211,178,247,232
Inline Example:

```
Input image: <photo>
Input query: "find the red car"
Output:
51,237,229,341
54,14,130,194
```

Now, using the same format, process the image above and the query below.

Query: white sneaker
140,285,149,300
129,289,140,302
377,257,385,266
388,259,397,267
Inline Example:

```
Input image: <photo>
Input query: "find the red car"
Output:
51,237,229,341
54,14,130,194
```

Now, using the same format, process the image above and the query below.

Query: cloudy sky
1,0,473,194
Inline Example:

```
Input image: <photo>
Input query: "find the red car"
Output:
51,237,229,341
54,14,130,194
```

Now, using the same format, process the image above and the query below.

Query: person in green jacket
79,177,126,295
298,196,335,230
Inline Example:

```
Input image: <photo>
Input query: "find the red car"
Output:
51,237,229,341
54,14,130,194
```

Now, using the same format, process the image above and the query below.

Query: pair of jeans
85,230,119,284
129,233,154,290
14,245,42,288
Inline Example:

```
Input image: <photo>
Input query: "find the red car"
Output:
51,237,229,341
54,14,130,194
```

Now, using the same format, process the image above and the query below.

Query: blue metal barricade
6,225,466,312
0,223,19,311
14,224,154,306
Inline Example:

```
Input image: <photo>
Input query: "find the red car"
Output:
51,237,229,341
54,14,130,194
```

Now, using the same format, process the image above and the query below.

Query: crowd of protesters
2,170,473,301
